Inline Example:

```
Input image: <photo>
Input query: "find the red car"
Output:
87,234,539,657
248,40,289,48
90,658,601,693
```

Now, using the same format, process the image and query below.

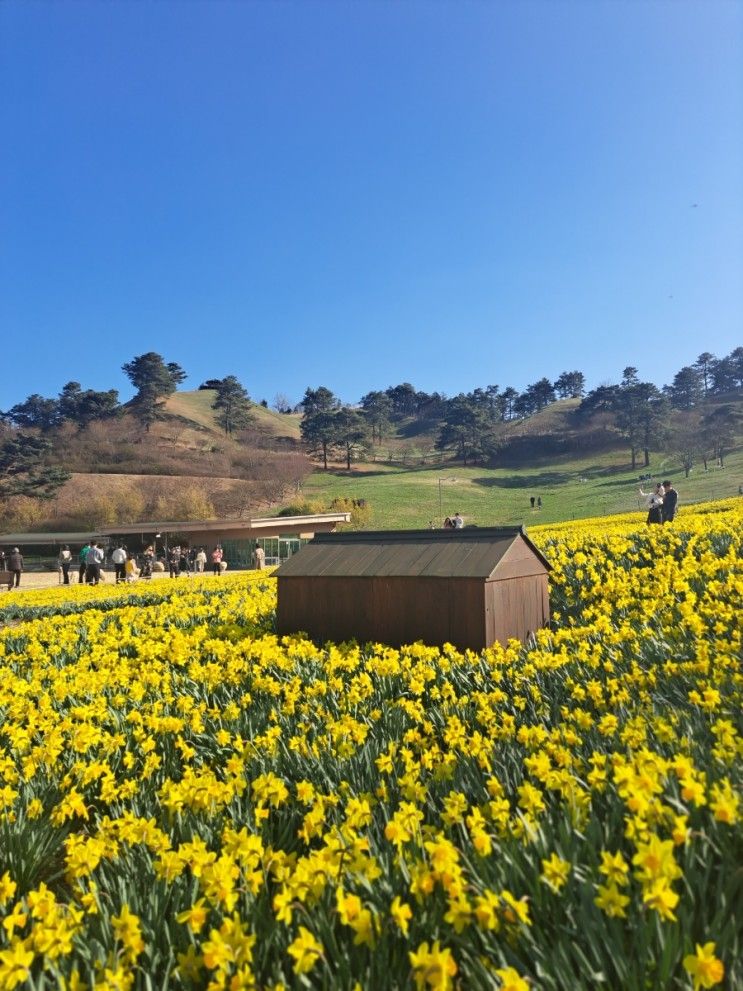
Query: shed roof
275,526,550,579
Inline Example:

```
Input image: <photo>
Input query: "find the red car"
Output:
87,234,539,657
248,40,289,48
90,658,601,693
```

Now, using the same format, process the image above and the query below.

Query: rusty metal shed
275,526,551,651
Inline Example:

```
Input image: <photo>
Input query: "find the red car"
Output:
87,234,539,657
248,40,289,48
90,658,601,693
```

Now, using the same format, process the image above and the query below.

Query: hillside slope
164,390,302,440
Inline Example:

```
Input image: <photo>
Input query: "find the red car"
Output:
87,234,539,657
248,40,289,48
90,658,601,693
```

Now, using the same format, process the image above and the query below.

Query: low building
275,526,551,651
0,512,351,569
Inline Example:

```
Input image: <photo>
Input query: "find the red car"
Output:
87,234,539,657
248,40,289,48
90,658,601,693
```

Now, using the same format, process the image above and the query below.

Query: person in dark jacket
9,547,23,588
661,481,678,522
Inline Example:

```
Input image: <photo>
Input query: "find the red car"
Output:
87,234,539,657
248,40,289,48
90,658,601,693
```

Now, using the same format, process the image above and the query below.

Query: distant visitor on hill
530,496,535,509
661,481,678,523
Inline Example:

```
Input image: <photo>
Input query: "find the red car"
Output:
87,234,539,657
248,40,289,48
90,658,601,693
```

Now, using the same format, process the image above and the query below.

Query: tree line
0,353,255,501
299,348,742,471
1,347,741,504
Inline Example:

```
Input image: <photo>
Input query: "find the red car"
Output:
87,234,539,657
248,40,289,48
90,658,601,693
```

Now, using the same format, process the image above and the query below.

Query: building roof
95,513,350,536
275,526,550,579
0,513,351,547
0,531,98,546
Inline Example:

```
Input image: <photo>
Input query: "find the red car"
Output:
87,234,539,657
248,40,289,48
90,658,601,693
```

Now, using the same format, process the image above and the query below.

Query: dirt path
3,569,175,592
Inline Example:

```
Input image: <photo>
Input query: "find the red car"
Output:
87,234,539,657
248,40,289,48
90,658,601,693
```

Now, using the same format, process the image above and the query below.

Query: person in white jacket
639,483,664,525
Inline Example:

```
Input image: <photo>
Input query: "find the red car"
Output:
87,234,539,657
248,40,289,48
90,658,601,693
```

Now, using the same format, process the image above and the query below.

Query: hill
2,386,741,535
164,390,302,441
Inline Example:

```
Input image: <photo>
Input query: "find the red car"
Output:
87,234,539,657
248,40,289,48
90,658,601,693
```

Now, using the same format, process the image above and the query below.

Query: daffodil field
1,501,741,991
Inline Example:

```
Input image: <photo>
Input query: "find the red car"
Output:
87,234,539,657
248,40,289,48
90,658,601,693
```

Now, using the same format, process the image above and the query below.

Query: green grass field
302,446,743,528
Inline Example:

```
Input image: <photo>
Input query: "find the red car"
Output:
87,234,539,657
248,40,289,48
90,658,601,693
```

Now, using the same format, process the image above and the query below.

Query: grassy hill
164,390,302,441
4,388,741,535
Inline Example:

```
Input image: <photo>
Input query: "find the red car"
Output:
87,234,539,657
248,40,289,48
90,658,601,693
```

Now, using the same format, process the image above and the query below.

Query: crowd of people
0,539,273,589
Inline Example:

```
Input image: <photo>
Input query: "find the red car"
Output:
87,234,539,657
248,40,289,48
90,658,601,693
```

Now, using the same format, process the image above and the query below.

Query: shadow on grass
472,463,633,489
472,472,574,489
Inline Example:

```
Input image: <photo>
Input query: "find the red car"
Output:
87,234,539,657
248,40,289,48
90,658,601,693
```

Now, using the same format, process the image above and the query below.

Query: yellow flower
642,880,679,921
594,883,629,918
683,942,725,989
709,779,739,824
202,927,235,972
473,890,501,931
632,835,681,884
2,905,27,939
495,966,530,991
390,896,412,936
500,890,531,926
409,940,457,991
443,896,471,933
287,926,323,975
111,905,145,958
0,871,17,906
176,898,209,934
0,939,35,990
599,850,629,886
540,853,571,892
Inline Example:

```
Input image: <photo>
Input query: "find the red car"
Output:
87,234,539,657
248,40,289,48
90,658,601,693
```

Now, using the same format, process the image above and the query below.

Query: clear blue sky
2,0,741,410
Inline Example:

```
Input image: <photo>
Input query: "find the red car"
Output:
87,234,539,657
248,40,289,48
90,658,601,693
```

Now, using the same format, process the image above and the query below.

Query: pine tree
0,434,70,498
212,376,254,435
122,352,186,431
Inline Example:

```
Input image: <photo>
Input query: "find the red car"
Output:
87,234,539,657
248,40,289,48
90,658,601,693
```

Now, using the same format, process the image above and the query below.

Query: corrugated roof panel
275,527,544,579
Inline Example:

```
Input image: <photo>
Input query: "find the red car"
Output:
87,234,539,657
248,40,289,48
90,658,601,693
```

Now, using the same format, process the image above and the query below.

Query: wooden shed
275,526,551,651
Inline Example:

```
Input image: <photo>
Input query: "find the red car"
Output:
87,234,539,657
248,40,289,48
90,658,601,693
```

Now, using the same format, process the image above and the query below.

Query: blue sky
2,0,741,410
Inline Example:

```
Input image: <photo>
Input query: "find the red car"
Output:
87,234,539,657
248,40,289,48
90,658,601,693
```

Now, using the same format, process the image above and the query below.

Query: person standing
530,496,535,509
141,545,154,580
9,547,23,588
168,545,181,578
111,544,127,583
253,545,266,570
78,541,91,583
58,545,72,585
537,496,542,510
195,548,206,573
86,541,104,584
211,546,223,576
639,484,664,525
661,481,678,522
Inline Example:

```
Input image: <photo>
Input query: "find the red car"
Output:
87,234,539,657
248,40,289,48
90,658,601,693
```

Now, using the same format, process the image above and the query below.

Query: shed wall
277,576,487,651
485,573,550,645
